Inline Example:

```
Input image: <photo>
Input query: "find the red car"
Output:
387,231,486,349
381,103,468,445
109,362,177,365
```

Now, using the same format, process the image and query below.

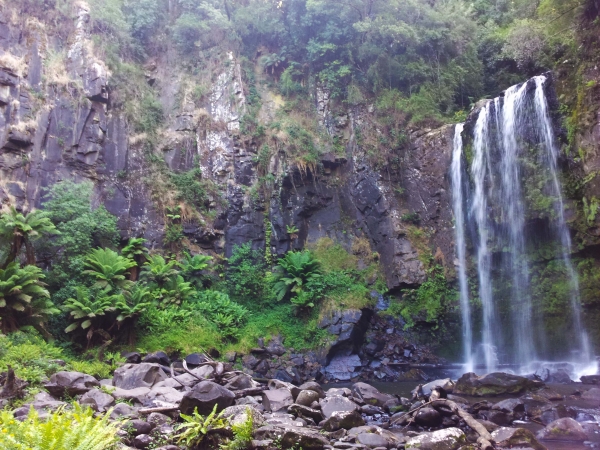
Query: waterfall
532,76,593,371
451,123,473,373
455,75,595,375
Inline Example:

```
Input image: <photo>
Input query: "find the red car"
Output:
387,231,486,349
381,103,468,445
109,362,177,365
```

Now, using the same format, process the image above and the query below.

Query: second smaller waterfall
451,123,473,373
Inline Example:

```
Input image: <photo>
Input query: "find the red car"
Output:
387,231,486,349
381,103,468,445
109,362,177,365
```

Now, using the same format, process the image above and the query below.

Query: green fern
0,403,119,449
176,404,228,448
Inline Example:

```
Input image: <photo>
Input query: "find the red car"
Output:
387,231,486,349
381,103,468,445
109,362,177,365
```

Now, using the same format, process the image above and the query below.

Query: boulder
298,381,326,399
454,372,543,396
79,388,115,412
113,364,167,390
493,398,525,415
145,386,184,405
224,374,256,391
221,405,266,428
288,403,324,422
320,395,359,418
491,427,546,450
268,379,300,399
122,352,142,364
414,406,442,427
322,410,365,431
142,351,170,366
185,353,208,367
254,425,330,450
112,387,151,404
405,428,467,450
536,417,588,441
296,390,321,406
45,371,100,397
580,375,600,384
179,381,235,415
124,419,154,436
133,433,153,449
356,432,390,448
582,387,600,400
262,388,294,412
420,379,455,396
110,402,139,419
351,382,394,407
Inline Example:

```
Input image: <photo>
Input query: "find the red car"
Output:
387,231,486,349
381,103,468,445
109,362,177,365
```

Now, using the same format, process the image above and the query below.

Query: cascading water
452,75,596,376
451,123,473,373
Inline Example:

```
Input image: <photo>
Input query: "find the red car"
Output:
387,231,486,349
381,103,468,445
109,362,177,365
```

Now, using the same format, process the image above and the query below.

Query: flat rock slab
454,372,543,396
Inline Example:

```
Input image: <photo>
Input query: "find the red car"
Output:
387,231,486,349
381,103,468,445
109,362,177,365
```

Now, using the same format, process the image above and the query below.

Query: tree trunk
3,234,23,268
24,238,35,265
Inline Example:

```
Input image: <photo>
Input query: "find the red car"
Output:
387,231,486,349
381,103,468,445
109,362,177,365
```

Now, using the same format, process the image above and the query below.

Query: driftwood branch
139,406,179,414
391,398,494,447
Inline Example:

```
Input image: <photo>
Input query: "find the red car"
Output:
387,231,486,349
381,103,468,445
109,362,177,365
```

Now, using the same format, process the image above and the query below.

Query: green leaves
176,404,228,447
0,262,55,333
273,250,321,304
189,290,248,339
84,248,136,290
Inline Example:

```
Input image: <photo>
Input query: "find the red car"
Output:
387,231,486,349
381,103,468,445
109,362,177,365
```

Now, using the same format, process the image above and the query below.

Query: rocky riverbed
2,350,600,450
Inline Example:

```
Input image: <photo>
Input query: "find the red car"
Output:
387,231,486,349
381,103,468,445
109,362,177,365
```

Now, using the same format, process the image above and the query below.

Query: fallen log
391,398,494,445
139,406,179,414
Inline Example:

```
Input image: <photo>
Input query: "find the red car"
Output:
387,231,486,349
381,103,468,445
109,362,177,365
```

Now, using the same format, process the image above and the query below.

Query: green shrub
0,331,64,384
273,251,321,303
226,243,269,306
176,404,228,448
0,403,119,450
0,263,57,334
397,265,457,329
188,291,249,339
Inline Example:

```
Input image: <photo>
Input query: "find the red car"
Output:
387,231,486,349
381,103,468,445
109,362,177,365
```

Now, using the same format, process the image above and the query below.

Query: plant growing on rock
0,206,58,268
273,250,321,302
0,263,57,334
176,404,229,449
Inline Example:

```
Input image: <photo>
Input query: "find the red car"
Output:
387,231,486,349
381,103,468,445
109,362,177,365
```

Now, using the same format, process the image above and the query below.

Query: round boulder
179,381,235,415
536,417,588,441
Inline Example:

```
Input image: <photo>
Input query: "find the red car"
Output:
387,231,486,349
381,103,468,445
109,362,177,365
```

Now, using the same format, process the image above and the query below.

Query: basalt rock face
0,1,457,291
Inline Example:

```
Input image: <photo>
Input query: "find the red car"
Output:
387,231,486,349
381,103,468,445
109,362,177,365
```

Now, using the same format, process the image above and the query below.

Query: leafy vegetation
0,403,119,450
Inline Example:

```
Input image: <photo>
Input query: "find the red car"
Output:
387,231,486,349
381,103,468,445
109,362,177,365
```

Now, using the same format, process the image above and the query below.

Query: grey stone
322,410,365,431
536,417,588,441
405,428,467,450
112,387,151,404
288,403,324,422
113,363,167,390
296,389,321,406
124,419,154,436
133,433,153,449
454,372,543,396
254,425,330,449
492,427,546,450
45,371,100,397
262,388,294,412
179,381,235,415
320,395,359,419
351,382,394,407
79,388,115,412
